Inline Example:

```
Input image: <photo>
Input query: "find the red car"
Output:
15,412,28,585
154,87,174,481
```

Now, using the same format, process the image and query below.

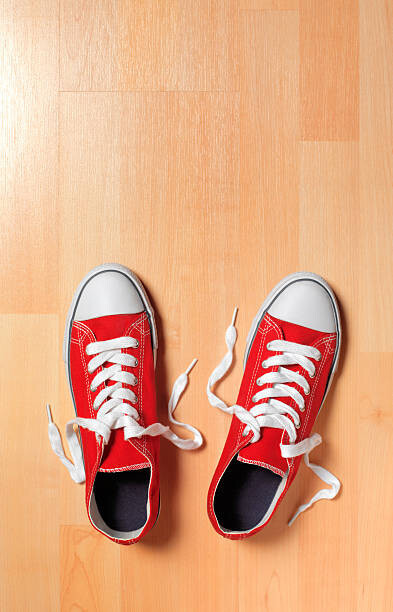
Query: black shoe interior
93,468,150,533
213,455,282,532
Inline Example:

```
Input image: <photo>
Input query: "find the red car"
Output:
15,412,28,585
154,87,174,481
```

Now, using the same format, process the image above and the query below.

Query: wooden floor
1,1,392,611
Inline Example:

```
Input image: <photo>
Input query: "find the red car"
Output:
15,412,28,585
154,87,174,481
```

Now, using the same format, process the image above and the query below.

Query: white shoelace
47,336,203,483
207,309,340,525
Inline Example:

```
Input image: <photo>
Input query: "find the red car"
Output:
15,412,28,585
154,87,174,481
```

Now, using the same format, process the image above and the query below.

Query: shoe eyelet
134,359,138,367
261,361,267,369
310,372,315,379
134,340,139,348
295,421,301,429
305,388,310,396
266,342,272,350
300,406,305,412
134,378,138,386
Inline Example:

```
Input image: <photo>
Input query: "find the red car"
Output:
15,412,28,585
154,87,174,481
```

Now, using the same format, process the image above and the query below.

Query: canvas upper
70,311,159,544
47,264,202,544
206,273,341,539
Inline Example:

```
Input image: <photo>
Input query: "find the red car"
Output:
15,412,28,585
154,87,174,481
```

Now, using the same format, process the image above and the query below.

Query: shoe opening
89,468,151,541
213,455,284,533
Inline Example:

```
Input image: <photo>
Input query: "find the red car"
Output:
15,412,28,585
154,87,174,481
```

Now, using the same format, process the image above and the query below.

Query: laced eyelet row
87,338,140,395
255,342,320,432
205,308,340,525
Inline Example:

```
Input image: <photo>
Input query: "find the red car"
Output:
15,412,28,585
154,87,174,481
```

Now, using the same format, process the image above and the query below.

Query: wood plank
299,142,360,337
238,11,300,611
0,1,58,312
239,9,299,330
358,0,393,351
60,1,238,91
0,315,59,610
300,0,359,140
61,526,121,611
357,353,393,611
240,1,298,8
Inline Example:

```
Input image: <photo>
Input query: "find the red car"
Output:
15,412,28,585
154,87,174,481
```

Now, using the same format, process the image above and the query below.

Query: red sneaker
207,272,341,539
47,264,202,544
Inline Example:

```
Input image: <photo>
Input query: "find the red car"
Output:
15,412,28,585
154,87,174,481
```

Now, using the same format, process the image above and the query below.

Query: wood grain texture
0,315,59,610
61,526,121,610
300,0,359,140
358,0,393,351
240,1,298,9
299,142,359,337
60,1,238,91
0,1,58,312
240,9,299,312
358,354,393,611
1,1,393,611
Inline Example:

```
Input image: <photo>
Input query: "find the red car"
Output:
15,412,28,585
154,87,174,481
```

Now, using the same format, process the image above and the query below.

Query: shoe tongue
81,313,142,341
83,313,151,472
237,314,326,476
99,431,149,472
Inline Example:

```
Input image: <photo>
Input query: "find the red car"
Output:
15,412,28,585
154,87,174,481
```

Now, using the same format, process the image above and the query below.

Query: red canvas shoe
47,264,202,544
206,272,341,539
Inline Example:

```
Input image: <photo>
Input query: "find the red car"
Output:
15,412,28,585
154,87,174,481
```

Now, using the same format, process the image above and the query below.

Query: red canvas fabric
69,312,159,544
207,312,337,539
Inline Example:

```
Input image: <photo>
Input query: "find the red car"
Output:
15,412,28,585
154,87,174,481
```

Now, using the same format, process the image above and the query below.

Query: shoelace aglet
231,307,238,326
185,358,198,375
46,403,53,424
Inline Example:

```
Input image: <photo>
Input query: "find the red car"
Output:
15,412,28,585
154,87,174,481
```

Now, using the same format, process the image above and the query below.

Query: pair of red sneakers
47,264,340,544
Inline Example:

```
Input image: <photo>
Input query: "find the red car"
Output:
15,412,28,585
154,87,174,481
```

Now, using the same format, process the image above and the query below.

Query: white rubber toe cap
74,270,144,321
267,279,337,333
